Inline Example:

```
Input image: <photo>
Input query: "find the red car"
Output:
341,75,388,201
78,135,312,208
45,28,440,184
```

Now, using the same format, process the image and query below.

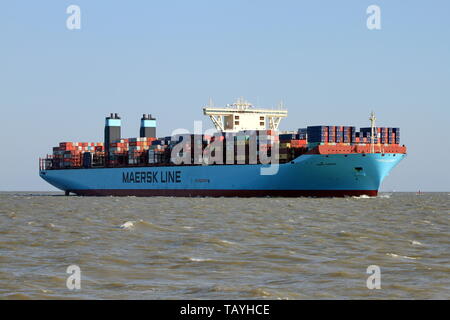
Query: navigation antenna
370,111,377,153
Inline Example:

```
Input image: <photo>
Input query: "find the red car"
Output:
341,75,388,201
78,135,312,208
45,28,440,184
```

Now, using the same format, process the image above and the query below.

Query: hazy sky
0,0,449,191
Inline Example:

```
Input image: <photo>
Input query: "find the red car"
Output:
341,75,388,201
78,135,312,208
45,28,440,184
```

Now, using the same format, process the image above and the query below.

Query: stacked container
335,126,343,143
328,126,335,143
47,114,404,169
297,128,307,140
52,142,105,168
393,128,400,144
307,126,328,143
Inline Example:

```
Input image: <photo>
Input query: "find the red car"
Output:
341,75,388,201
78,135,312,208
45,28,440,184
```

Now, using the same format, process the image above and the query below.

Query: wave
137,220,175,232
188,257,213,262
208,238,238,247
352,194,391,199
218,239,237,246
118,219,174,232
43,222,63,231
386,253,419,260
119,221,135,230
352,195,372,199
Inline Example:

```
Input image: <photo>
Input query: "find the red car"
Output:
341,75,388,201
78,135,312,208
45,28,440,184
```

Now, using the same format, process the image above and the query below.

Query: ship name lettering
160,171,182,183
123,171,181,183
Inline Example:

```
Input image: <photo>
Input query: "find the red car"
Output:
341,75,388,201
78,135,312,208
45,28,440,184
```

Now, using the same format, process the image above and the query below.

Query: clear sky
0,0,449,191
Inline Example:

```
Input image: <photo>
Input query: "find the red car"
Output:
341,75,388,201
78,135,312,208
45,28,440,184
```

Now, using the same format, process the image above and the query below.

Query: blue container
164,136,172,144
152,140,162,146
280,133,297,141
308,136,326,143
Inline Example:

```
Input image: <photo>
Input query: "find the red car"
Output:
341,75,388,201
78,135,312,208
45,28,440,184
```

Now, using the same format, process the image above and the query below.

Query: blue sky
0,0,449,191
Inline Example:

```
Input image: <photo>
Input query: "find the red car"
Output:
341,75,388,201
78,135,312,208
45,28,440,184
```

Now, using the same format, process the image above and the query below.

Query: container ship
39,99,407,197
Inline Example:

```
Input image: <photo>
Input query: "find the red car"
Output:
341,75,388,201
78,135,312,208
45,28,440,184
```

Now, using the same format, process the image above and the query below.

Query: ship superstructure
203,98,288,132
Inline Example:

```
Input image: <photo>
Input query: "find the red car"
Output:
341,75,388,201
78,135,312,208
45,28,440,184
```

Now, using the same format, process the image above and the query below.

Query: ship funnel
105,113,121,154
140,114,156,138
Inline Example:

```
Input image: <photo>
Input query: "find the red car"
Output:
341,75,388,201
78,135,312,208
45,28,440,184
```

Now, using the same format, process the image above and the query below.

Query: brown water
0,192,448,299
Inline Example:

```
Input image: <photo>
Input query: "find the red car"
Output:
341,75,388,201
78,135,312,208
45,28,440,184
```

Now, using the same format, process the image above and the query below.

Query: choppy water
0,192,448,299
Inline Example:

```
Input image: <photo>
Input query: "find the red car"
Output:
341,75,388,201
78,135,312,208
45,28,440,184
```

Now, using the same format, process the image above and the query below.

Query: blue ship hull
39,153,405,197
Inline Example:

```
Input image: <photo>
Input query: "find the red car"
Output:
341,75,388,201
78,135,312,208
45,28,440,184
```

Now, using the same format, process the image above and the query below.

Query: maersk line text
122,171,181,183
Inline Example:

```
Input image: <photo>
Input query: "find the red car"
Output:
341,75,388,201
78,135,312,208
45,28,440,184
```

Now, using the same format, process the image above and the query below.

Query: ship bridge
203,98,288,132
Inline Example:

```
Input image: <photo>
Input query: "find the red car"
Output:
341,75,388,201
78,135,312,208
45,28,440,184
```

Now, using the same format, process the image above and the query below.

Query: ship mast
370,111,376,153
